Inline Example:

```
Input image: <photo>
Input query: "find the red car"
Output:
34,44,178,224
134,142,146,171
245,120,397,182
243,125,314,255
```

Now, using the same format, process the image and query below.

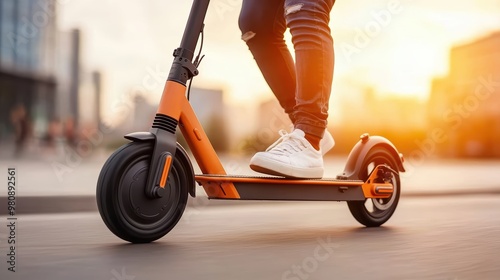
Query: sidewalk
1,149,500,214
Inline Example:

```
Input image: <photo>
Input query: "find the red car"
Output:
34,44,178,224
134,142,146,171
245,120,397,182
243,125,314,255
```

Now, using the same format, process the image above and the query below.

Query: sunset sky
58,0,500,123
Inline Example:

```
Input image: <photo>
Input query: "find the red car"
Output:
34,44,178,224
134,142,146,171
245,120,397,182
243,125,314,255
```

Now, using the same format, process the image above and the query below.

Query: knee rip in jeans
242,31,256,42
285,3,304,16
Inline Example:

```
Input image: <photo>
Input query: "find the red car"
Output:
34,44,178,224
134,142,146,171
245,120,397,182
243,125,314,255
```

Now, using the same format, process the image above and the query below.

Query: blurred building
340,87,426,132
181,87,230,152
333,87,427,154
56,28,81,129
236,99,291,154
256,99,292,133
130,94,156,132
429,31,500,157
0,0,58,141
189,88,225,127
0,0,85,151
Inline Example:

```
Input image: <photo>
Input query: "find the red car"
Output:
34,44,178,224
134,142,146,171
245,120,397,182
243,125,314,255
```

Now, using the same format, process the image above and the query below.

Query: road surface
1,196,499,280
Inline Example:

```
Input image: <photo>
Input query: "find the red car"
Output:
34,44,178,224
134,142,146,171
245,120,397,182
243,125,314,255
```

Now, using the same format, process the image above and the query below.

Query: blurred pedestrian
10,104,31,156
43,117,62,149
64,116,77,148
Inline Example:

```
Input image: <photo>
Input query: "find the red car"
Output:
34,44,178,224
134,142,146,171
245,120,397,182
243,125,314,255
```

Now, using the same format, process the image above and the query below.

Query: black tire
347,146,401,227
96,141,190,243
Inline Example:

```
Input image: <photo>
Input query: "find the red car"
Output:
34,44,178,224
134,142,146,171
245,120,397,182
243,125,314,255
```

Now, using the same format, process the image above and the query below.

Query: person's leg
238,0,297,123
285,0,335,147
247,0,336,179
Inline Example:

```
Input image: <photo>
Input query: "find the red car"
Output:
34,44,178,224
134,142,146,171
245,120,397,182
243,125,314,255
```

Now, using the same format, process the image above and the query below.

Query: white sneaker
249,129,324,178
321,130,335,155
287,125,335,155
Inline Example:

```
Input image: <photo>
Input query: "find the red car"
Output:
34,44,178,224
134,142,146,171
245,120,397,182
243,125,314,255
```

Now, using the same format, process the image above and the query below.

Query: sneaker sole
250,157,323,179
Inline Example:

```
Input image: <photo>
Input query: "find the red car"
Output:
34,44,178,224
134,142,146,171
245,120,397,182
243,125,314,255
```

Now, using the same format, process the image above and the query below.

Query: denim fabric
239,0,335,138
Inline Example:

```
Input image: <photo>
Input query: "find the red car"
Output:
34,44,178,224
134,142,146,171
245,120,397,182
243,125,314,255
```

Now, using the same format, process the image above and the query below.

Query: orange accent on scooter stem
159,155,173,188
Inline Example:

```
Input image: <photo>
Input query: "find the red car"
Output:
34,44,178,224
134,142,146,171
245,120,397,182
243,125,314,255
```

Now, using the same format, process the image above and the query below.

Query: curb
1,189,500,215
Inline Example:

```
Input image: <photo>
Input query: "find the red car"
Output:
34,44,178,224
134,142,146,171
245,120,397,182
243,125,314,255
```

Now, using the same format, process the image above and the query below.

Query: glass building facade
0,0,57,141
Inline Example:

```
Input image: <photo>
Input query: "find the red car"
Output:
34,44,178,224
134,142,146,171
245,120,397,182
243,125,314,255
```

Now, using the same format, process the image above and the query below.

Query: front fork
143,0,210,198
144,81,191,198
146,123,179,198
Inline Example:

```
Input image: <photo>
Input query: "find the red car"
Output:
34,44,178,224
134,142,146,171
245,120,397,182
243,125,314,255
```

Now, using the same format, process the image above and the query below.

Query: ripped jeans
239,0,335,138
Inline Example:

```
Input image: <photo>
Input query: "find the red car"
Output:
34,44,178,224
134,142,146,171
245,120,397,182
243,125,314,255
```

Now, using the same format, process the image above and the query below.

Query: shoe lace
266,129,307,154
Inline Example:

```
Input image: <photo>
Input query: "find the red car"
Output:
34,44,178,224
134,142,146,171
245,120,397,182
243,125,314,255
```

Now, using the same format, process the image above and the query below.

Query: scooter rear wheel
347,146,401,227
96,141,189,243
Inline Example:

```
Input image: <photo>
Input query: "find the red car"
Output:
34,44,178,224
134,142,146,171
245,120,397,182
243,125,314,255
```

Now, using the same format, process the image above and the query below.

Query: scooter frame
97,0,405,243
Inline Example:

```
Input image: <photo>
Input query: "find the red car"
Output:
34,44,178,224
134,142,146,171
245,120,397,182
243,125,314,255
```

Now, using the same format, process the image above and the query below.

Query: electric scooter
96,0,406,243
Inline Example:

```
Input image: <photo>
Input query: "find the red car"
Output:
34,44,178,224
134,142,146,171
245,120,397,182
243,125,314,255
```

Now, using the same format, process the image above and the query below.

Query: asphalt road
1,196,499,280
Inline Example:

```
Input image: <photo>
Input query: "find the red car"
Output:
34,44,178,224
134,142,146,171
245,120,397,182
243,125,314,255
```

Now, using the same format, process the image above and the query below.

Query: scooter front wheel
347,146,401,227
96,141,189,243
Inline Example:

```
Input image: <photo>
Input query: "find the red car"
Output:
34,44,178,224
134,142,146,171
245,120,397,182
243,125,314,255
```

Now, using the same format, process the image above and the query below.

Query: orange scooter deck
195,174,391,202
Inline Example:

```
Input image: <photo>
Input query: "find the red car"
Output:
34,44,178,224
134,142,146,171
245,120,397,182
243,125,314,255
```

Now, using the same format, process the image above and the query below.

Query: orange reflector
159,155,173,188
374,185,393,194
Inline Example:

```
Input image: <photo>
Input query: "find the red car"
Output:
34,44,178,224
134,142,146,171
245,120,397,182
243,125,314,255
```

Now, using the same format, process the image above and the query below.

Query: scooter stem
168,0,210,85
145,0,211,198
180,0,210,60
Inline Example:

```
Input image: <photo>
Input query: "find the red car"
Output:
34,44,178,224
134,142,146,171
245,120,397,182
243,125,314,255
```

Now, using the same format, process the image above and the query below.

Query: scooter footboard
195,174,393,201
